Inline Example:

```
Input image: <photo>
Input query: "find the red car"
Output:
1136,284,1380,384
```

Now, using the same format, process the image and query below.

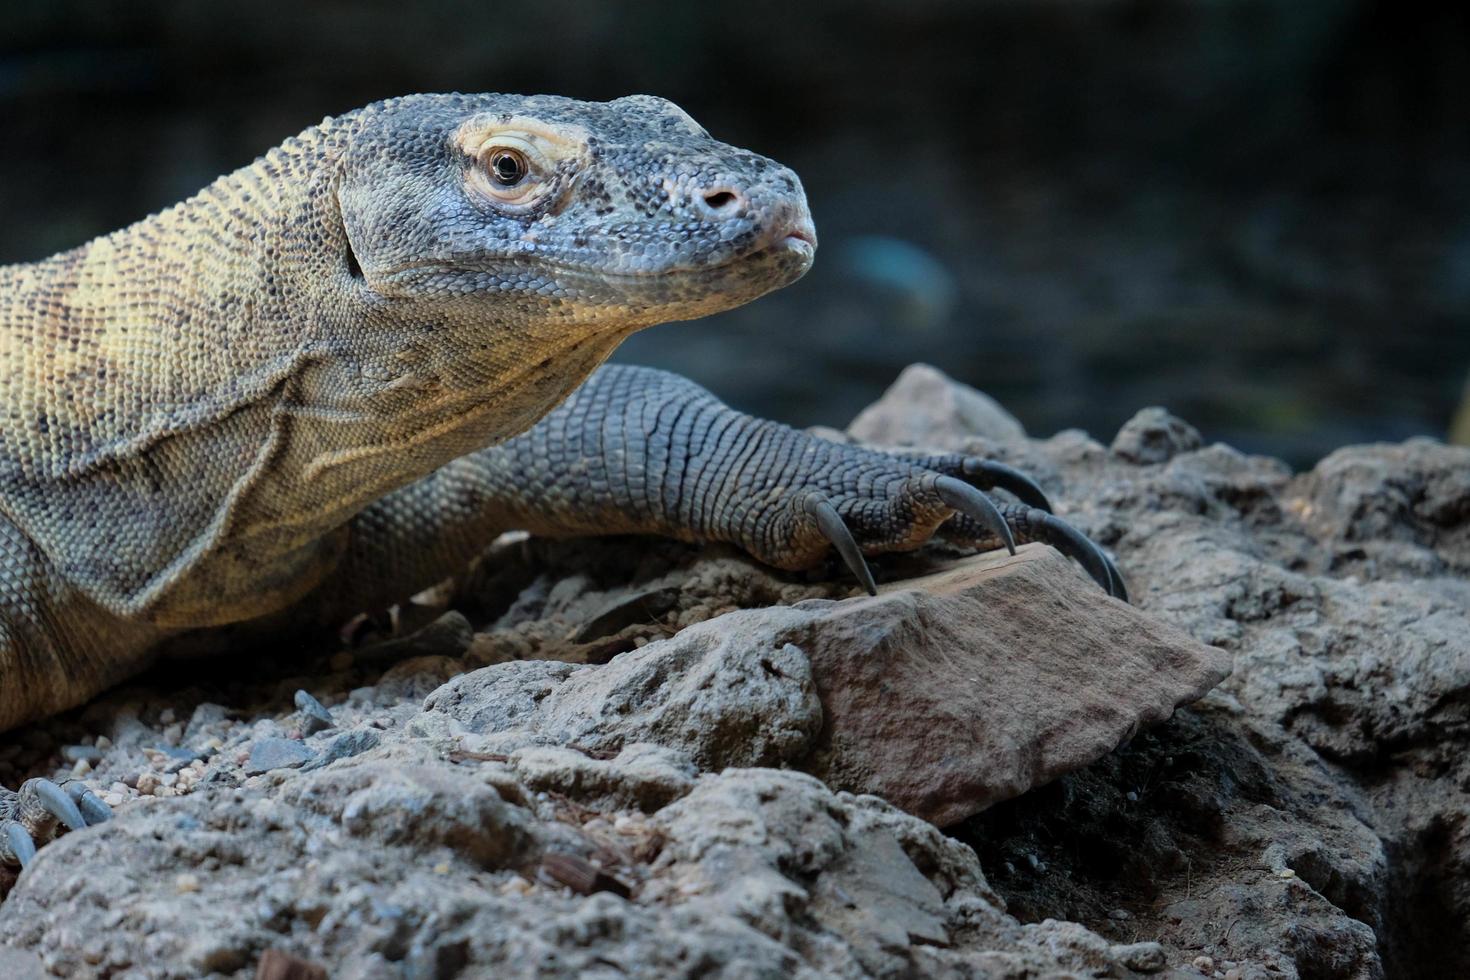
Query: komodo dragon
0,92,1124,869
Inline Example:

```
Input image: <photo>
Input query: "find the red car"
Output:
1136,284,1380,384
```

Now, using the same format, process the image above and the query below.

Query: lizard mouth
776,228,816,265
377,226,816,293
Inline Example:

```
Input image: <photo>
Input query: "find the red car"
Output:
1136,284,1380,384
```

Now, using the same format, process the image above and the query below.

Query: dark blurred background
2,0,1467,465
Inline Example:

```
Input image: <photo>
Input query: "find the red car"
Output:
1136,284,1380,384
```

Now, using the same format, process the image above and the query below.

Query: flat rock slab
801,544,1231,825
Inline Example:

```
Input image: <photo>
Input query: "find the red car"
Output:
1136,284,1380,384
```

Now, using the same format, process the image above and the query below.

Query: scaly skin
0,92,1121,868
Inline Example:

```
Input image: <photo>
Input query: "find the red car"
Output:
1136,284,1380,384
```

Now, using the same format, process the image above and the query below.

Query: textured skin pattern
0,92,815,733
0,92,1115,865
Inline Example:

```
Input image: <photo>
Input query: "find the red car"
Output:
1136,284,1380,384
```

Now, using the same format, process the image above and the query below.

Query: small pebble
433,862,450,875
1110,941,1166,973
301,729,380,770
61,745,104,765
174,873,200,893
102,793,123,807
136,771,160,794
1193,956,1214,973
499,875,532,896
72,758,93,777
147,745,199,768
94,735,112,750
245,737,316,775
257,949,327,980
1106,908,1130,920
293,690,335,735
1278,868,1296,879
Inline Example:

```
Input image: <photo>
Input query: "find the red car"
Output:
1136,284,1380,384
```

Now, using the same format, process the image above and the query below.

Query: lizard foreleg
312,364,1125,614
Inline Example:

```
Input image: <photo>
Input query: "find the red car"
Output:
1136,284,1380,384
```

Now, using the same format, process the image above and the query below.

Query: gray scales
0,92,1121,867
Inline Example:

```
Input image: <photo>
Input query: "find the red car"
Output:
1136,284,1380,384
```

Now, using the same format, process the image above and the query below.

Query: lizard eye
466,131,558,209
488,148,528,186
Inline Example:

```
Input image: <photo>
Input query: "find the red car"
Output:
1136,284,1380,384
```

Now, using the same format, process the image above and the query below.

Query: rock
1111,940,1167,973
647,768,1146,978
808,545,1228,824
0,948,44,980
373,653,463,702
1110,406,1203,464
0,760,1139,979
423,660,582,734
509,743,696,811
288,753,536,868
428,544,1227,826
847,362,1027,446
1291,437,1470,577
655,769,949,975
301,727,382,770
244,737,316,775
292,689,334,735
255,948,327,980
428,636,822,771
572,585,683,642
357,609,474,663
60,744,104,764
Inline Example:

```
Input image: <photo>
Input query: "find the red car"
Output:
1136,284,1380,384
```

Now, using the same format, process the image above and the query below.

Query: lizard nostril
700,189,741,214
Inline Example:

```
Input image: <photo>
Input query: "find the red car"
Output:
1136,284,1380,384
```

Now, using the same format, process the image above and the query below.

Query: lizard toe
891,451,1056,512
32,778,86,832
0,778,109,869
67,780,112,826
757,456,1026,590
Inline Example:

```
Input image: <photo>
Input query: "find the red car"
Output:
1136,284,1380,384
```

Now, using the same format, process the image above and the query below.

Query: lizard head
336,92,816,333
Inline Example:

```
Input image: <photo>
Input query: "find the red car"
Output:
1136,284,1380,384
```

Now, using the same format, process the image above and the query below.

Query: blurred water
1,0,1465,467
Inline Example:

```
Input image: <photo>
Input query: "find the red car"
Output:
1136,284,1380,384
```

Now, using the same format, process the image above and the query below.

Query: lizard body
0,92,1121,867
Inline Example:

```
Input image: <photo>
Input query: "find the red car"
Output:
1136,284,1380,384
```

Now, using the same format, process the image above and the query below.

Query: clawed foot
0,778,111,869
745,447,1127,601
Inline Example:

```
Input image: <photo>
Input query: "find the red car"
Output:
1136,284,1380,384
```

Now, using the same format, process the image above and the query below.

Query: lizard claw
933,477,1016,556
34,779,86,832
3,821,37,869
961,458,1054,513
67,781,112,825
1028,509,1128,601
806,495,878,595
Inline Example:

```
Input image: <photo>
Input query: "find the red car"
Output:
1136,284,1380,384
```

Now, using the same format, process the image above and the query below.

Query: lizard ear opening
344,238,364,280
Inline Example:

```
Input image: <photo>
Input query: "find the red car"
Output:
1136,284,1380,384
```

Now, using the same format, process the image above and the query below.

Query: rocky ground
0,364,1466,979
